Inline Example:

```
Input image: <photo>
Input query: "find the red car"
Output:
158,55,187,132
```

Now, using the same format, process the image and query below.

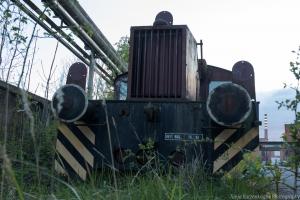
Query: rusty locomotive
51,11,260,180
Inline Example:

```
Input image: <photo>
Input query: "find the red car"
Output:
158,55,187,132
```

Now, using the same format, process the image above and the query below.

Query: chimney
264,113,268,141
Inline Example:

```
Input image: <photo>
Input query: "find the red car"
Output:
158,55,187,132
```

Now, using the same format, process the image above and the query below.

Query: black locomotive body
52,12,259,180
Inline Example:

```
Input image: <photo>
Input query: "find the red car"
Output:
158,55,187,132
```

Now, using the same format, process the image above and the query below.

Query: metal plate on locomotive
164,133,203,141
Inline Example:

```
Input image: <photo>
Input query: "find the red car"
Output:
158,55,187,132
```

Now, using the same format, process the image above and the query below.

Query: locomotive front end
51,11,260,180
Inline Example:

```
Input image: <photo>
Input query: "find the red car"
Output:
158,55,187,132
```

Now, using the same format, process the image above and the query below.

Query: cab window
114,73,128,100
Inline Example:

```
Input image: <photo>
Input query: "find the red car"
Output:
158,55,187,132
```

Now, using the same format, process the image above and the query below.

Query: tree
92,36,129,100
0,1,28,83
276,46,300,195
115,36,129,63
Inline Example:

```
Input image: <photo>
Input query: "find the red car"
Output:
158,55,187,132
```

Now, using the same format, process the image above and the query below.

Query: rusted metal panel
185,29,198,100
66,62,87,90
199,61,255,101
128,25,197,100
199,65,232,101
232,61,256,100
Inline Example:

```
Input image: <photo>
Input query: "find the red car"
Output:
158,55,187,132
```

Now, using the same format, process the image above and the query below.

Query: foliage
93,35,130,100
2,161,273,200
264,161,283,196
276,46,300,195
0,0,32,84
115,36,129,63
223,153,271,195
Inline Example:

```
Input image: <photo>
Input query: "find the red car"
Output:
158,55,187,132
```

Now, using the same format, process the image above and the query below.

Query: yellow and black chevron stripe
55,121,96,180
213,126,259,174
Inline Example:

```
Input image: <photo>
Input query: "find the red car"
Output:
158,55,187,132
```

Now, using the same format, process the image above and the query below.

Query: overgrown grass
0,97,274,199
0,122,274,199
1,168,272,199
0,152,273,200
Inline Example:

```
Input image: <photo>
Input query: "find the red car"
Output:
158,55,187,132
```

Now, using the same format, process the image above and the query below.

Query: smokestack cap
153,11,173,26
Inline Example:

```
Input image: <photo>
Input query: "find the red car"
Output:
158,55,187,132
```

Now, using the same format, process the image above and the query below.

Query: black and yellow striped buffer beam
55,121,96,180
212,126,259,174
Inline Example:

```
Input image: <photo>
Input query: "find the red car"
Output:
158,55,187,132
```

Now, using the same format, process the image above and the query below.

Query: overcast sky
31,0,300,140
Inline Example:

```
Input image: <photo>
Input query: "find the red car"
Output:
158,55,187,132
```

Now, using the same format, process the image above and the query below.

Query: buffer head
51,84,88,122
206,83,252,126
